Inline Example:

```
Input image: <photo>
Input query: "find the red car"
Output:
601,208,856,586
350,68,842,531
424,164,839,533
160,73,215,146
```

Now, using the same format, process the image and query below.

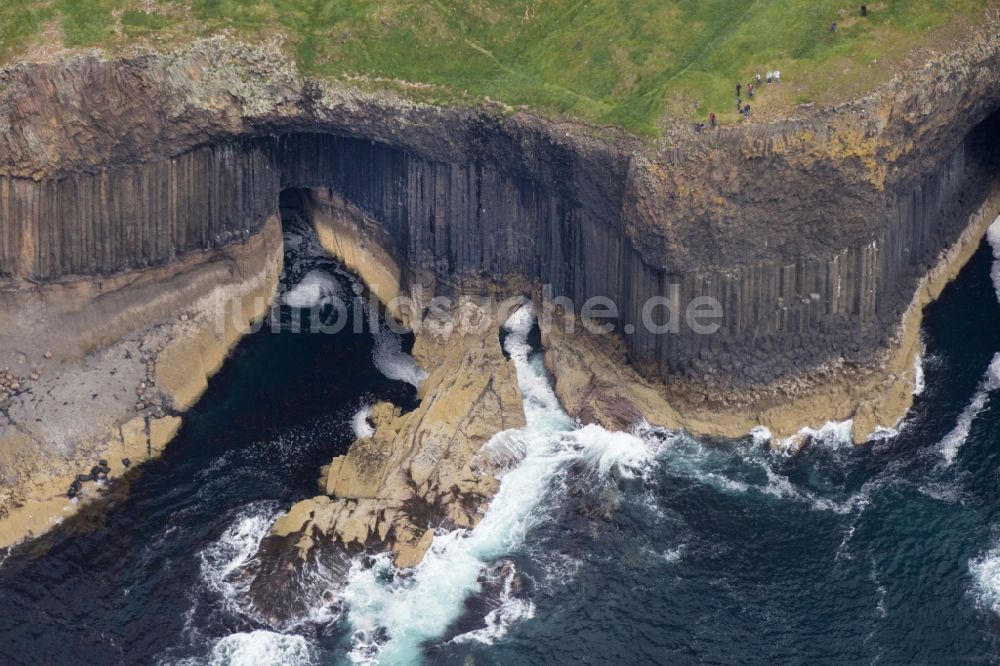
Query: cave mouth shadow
968,105,1000,172
279,187,310,216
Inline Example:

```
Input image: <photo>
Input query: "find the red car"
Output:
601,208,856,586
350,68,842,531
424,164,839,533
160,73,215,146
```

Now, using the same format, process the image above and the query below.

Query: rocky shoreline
0,25,999,562
0,214,283,548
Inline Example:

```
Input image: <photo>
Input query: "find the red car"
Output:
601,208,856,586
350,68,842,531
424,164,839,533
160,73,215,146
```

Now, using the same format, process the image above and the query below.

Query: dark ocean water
1,213,1000,665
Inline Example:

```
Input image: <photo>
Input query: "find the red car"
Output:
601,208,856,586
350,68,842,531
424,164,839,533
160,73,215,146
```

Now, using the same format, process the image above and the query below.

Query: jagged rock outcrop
243,300,524,617
0,24,999,551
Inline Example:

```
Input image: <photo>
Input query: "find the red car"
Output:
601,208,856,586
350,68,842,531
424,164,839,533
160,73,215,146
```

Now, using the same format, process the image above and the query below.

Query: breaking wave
776,419,855,453
914,346,927,396
970,543,1000,617
646,425,880,516
198,502,280,610
340,303,657,664
206,631,316,666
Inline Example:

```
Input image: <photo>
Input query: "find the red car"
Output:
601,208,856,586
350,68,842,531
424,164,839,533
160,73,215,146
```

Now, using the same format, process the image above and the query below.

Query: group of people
732,70,780,122
699,5,870,131
698,69,783,131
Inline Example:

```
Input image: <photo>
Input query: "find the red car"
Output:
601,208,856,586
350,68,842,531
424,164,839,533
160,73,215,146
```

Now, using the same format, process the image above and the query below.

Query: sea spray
372,326,427,389
776,419,855,453
198,502,280,611
282,270,341,309
914,343,927,396
352,404,376,439
971,543,1000,616
207,631,317,666
341,303,654,663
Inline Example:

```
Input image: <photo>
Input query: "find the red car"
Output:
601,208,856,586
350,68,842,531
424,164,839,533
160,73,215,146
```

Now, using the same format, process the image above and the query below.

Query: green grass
0,1,53,63
0,0,993,134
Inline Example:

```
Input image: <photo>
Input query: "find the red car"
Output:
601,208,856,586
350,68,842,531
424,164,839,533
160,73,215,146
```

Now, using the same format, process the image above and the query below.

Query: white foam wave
913,346,926,396
749,426,773,446
450,566,536,646
352,405,375,439
940,353,1000,465
869,425,901,441
341,303,657,663
986,215,1000,302
761,465,876,516
471,429,530,473
528,548,585,590
283,270,341,309
198,503,280,611
208,630,316,666
652,427,878,515
777,419,854,452
660,547,684,563
971,543,1000,617
372,327,427,389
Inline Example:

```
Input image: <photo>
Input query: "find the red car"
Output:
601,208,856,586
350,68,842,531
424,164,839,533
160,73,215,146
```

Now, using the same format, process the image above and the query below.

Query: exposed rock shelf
0,29,999,549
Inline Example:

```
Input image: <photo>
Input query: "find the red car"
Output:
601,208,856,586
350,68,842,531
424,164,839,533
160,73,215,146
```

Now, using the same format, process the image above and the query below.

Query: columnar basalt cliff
0,30,999,548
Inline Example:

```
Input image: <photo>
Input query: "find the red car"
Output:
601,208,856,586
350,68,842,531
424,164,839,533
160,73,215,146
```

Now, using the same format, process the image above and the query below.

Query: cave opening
967,105,1000,174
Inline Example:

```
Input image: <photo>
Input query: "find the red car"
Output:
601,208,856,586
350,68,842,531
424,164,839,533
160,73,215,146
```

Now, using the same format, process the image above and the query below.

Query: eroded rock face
2,34,1000,396
244,301,524,618
0,214,284,547
0,24,999,560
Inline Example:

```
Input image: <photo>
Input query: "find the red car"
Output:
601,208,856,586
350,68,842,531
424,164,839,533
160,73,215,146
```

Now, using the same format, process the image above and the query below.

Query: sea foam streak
939,353,1000,465
938,216,1000,465
987,215,1000,302
341,303,655,664
913,344,926,397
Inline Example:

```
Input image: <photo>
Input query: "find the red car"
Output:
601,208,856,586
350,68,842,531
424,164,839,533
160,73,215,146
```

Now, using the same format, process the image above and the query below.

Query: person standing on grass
737,82,742,98
748,83,754,99
775,70,781,83
756,73,762,85
710,112,716,127
767,71,772,84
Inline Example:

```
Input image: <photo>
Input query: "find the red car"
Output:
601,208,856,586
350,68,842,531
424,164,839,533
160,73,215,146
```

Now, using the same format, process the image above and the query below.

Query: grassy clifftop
1,0,993,134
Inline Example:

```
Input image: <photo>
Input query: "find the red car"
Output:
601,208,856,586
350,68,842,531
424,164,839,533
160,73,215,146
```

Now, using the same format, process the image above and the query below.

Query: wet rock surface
0,24,998,568
245,301,525,619
0,215,283,547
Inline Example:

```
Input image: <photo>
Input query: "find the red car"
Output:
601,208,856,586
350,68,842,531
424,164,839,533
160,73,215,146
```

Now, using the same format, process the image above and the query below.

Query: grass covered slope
1,0,994,134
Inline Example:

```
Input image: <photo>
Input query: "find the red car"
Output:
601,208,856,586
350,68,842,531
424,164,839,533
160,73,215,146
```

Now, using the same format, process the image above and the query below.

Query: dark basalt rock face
1,36,999,389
